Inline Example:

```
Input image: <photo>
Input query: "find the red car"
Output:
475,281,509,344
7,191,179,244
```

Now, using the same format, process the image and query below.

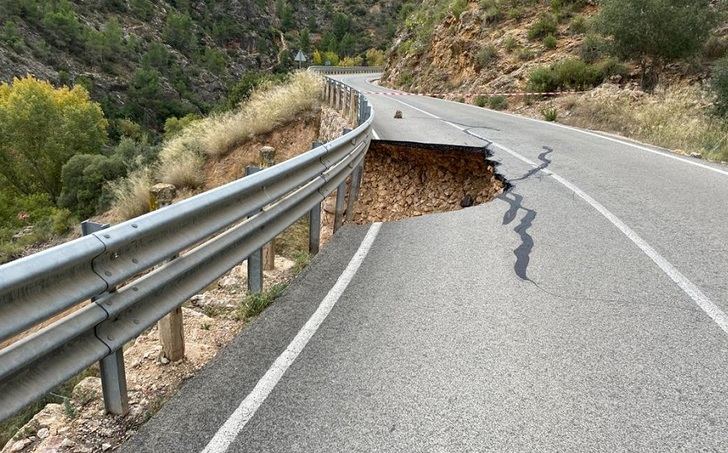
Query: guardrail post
309,142,323,255
346,164,363,222
260,146,276,271
150,183,186,363
333,128,352,233
349,90,357,123
83,220,129,416
100,349,129,415
246,165,264,294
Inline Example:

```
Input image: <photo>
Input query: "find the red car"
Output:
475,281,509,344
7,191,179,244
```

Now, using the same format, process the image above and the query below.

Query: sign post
294,49,307,69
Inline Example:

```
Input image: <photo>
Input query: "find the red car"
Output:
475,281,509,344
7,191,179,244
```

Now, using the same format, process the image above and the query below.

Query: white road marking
372,129,381,140
200,223,382,453
387,95,728,335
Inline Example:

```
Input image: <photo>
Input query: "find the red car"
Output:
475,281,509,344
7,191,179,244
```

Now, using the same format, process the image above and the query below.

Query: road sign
294,50,307,68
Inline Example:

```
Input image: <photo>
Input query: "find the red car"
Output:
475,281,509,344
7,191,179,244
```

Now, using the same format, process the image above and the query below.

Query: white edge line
389,96,728,335
201,223,383,453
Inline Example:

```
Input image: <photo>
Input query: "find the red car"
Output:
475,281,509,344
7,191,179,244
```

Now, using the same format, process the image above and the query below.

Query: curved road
122,74,728,451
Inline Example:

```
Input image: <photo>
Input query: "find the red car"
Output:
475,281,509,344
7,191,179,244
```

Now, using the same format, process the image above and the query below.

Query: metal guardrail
308,65,383,75
0,76,374,421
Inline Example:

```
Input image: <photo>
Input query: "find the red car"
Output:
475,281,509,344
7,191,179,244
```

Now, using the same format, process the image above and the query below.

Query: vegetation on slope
384,0,728,161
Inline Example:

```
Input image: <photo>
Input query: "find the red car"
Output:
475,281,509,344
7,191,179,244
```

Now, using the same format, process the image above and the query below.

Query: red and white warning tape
364,90,587,97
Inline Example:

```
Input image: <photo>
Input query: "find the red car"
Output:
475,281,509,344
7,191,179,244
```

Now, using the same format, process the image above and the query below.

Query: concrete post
150,183,185,363
260,146,276,271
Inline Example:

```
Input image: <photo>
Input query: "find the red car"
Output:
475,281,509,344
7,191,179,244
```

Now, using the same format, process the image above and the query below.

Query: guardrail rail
0,75,374,421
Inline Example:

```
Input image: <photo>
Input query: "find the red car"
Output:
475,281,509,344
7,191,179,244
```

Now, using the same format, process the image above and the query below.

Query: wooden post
150,183,185,362
260,146,276,271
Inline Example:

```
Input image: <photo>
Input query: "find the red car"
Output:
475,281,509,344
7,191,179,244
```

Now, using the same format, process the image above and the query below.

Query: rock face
383,2,601,96
353,142,504,223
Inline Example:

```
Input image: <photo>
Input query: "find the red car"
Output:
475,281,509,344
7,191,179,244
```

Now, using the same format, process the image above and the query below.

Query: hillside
0,0,404,134
381,1,728,162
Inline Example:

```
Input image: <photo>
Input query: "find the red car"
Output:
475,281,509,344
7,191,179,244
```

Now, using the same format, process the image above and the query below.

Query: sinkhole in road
348,140,506,223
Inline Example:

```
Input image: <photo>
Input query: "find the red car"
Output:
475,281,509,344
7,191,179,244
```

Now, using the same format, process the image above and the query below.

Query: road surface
121,74,728,452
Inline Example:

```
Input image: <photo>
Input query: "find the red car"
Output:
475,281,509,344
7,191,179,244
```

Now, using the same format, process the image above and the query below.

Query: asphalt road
121,74,728,452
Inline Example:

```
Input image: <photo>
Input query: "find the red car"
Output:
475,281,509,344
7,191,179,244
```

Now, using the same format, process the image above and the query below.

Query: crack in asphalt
497,146,553,282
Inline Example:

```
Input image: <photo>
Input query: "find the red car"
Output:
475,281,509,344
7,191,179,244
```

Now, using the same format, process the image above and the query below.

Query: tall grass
107,167,154,220
563,85,728,161
111,71,323,220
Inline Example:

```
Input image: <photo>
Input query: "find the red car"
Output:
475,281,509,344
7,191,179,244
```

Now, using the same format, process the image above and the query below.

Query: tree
339,32,356,57
0,77,108,198
299,28,311,54
58,154,126,218
366,48,385,66
597,0,715,90
163,12,197,53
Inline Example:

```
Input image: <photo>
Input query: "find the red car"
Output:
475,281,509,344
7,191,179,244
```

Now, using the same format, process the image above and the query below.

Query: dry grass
159,71,323,167
107,167,154,220
111,71,324,220
561,84,728,162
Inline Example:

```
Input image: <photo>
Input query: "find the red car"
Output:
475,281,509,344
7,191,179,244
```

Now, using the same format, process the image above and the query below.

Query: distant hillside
0,0,404,135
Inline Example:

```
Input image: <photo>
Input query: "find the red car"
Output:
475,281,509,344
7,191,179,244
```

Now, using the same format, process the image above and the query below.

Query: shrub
474,95,487,107
569,14,588,34
163,12,196,53
0,76,108,199
543,34,557,49
164,114,201,139
503,36,519,52
112,136,159,170
366,48,386,66
527,67,558,92
476,45,498,68
597,0,715,90
704,36,728,60
541,107,558,121
518,48,535,61
528,15,557,40
552,58,600,89
711,57,728,118
108,167,154,220
58,154,126,218
580,33,607,63
487,95,509,110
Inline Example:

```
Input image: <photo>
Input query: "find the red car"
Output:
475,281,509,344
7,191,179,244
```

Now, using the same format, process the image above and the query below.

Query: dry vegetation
552,84,728,161
109,71,324,220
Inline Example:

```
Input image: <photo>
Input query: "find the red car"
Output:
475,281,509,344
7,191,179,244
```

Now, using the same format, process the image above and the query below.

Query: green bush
580,33,607,63
476,45,498,68
527,67,558,92
543,34,557,49
711,57,728,118
528,14,557,40
569,14,588,34
58,154,126,218
163,12,196,53
474,95,487,107
552,58,600,89
527,57,623,92
487,95,508,110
